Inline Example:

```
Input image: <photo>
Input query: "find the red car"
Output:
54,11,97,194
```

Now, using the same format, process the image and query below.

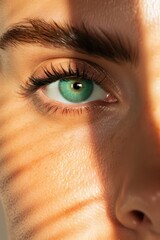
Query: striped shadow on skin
0,200,9,240
22,197,101,240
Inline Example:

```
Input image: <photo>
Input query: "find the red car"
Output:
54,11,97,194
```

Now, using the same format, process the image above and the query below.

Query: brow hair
0,18,138,65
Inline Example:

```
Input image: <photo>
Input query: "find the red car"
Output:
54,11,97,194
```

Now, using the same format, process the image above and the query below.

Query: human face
0,0,160,239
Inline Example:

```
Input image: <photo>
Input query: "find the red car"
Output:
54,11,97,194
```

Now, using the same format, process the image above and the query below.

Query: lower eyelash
32,93,107,117
43,104,89,116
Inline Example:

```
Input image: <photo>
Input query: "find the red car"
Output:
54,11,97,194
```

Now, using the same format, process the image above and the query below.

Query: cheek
0,100,102,196
0,89,106,237
0,72,125,238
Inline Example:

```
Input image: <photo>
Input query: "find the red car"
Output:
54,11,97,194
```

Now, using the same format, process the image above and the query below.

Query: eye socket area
21,59,119,116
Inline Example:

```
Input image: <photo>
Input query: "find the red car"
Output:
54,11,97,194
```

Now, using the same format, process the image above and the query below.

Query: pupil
72,82,83,90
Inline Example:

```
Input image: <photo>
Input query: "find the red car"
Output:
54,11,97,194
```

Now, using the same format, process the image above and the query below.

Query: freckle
132,220,137,225
151,196,157,202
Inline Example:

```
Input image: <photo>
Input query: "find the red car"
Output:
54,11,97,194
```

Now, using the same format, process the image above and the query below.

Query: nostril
131,210,145,223
130,210,151,225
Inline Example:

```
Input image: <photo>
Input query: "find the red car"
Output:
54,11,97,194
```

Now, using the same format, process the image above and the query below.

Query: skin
0,0,160,239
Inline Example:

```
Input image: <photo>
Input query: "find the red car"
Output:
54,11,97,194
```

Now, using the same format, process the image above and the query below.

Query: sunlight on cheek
144,52,160,126
142,0,160,24
139,1,160,129
0,94,104,238
149,80,160,123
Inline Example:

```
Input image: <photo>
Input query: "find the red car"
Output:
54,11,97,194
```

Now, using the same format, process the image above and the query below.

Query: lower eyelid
30,87,117,120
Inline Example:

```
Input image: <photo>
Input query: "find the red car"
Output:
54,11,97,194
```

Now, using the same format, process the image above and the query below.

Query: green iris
59,78,94,103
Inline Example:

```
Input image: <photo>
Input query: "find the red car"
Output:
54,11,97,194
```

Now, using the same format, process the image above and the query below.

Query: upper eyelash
20,62,106,97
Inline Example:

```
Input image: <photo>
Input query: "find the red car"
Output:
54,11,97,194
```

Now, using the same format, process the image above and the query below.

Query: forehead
1,0,139,30
1,0,160,58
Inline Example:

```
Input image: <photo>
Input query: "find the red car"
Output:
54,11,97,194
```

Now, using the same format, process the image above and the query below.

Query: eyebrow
0,19,138,65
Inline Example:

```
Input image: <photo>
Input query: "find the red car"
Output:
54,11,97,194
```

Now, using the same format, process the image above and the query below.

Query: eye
45,78,107,104
21,59,118,116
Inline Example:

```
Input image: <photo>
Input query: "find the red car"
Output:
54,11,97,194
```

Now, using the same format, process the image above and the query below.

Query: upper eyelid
28,59,107,82
31,57,106,77
20,60,107,96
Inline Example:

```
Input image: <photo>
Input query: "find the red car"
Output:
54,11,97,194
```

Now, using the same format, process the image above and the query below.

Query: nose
114,3,160,234
116,167,160,235
112,92,160,237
